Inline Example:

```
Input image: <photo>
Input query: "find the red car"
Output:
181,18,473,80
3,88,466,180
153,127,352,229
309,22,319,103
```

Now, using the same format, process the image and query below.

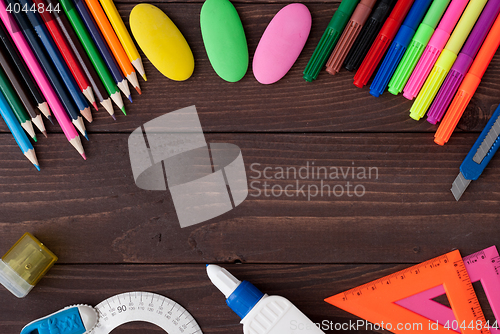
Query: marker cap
0,233,58,298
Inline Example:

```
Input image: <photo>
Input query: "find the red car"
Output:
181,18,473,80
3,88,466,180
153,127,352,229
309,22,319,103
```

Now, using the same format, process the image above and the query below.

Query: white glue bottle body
207,264,325,334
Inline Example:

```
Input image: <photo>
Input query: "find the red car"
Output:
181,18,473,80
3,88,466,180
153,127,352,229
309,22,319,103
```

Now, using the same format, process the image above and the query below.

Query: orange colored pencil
84,0,141,94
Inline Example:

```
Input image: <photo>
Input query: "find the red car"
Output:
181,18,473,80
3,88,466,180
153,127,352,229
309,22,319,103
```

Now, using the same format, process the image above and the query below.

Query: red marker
353,0,415,88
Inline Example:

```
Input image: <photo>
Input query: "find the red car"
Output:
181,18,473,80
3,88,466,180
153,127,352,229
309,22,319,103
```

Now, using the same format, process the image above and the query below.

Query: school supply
0,233,56,297
253,4,311,84
0,46,46,136
387,0,451,95
99,0,146,81
200,0,246,82
450,104,500,201
369,0,434,97
84,0,141,94
403,0,469,99
0,23,51,121
131,4,194,81
0,0,86,158
344,0,396,72
353,0,415,88
89,292,202,333
325,250,490,333
72,0,132,102
434,14,500,146
59,0,126,115
396,246,500,333
207,264,324,334
303,0,359,81
427,0,500,124
409,0,488,120
325,0,377,75
21,305,97,334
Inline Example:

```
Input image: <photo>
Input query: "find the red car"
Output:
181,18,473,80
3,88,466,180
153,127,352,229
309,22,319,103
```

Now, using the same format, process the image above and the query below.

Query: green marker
59,0,126,115
388,0,450,95
303,0,359,82
0,67,36,141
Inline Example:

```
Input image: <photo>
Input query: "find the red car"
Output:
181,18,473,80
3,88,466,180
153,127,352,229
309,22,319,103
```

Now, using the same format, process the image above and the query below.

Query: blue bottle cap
226,280,265,319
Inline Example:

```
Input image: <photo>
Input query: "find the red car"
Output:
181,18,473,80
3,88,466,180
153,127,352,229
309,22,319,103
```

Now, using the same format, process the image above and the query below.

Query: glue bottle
207,264,324,334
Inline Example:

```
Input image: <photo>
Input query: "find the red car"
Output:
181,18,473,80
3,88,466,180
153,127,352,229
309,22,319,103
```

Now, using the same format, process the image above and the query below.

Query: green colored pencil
58,0,126,115
0,67,36,141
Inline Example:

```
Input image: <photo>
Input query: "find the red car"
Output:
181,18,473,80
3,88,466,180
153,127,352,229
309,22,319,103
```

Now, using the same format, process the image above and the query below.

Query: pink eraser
252,3,311,84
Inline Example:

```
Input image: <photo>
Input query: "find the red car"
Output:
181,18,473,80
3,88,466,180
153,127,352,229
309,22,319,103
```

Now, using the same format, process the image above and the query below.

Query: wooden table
1,1,499,333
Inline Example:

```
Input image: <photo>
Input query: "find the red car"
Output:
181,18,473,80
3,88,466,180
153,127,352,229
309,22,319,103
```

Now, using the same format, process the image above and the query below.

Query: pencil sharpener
0,233,58,298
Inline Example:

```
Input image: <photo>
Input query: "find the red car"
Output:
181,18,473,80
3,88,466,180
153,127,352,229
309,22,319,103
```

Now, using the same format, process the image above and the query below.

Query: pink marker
0,0,85,159
403,0,469,100
396,246,500,333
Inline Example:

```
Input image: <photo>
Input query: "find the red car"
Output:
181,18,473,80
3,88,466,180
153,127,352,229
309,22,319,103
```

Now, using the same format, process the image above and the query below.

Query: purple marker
427,0,500,124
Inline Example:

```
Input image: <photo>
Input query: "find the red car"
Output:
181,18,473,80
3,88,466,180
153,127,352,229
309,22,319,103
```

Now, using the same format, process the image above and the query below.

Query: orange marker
325,250,490,334
435,14,500,146
84,0,142,94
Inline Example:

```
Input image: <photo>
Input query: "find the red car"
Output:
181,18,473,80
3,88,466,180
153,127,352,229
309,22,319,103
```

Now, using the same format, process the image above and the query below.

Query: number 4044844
6,2,60,14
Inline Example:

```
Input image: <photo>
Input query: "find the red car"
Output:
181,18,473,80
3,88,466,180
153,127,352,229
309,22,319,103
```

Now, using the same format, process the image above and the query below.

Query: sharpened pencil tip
81,152,87,160
92,102,98,110
47,115,54,125
84,132,89,141
34,164,40,171
121,107,127,115
128,95,133,103
142,74,147,81
33,136,37,142
42,131,48,138
135,87,142,95
111,114,116,121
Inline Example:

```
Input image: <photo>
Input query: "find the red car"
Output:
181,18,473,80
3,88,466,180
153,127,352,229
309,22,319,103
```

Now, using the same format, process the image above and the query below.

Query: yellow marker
129,4,194,81
99,0,147,81
0,233,57,298
409,0,487,120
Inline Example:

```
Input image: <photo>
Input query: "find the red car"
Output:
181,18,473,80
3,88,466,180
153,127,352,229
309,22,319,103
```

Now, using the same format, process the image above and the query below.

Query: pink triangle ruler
396,246,500,333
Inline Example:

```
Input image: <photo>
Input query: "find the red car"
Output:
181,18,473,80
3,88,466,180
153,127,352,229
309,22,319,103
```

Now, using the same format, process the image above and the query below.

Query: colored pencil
72,0,132,102
0,0,85,158
14,0,92,125
33,0,98,114
59,0,126,115
0,89,39,170
0,43,46,136
0,22,51,121
0,66,36,141
3,0,88,139
85,0,140,94
46,0,116,118
99,0,146,81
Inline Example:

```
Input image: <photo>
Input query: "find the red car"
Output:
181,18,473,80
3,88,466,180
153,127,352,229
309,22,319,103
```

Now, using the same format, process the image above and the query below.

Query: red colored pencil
33,0,97,121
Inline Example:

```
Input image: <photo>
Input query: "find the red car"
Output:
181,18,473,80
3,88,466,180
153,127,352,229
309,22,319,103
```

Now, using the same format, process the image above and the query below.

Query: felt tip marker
387,0,451,95
344,0,397,72
303,0,359,82
434,14,500,146
353,0,415,88
325,0,377,75
403,0,469,100
409,0,488,121
427,0,500,124
450,104,500,201
369,0,433,97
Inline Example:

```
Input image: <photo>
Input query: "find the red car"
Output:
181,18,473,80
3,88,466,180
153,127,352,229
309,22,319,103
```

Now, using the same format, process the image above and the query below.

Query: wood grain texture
0,3,498,134
1,133,498,264
0,264,494,334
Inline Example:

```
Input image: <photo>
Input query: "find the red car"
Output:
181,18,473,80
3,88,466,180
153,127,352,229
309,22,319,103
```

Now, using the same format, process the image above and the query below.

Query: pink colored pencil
0,0,86,159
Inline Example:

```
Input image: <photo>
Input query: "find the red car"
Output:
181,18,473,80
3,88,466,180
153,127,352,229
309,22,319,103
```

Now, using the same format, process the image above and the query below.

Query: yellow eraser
129,4,194,81
0,233,57,298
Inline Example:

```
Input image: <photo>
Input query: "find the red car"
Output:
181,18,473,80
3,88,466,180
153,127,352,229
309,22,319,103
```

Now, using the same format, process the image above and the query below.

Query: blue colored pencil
0,88,39,170
16,0,92,124
5,0,87,139
72,0,132,102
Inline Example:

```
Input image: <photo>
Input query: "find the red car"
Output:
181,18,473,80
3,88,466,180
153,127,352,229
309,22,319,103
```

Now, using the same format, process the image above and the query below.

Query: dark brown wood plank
1,4,498,134
1,133,499,264
2,264,495,334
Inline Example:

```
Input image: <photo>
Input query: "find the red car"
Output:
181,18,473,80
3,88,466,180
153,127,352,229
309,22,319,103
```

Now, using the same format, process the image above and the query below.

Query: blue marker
451,104,500,201
369,0,433,97
0,89,39,170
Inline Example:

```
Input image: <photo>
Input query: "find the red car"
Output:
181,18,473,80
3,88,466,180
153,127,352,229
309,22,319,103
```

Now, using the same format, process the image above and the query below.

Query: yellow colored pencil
99,0,146,81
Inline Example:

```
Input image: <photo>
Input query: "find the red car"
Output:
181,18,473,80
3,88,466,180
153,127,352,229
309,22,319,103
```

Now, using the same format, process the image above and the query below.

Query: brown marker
325,0,377,75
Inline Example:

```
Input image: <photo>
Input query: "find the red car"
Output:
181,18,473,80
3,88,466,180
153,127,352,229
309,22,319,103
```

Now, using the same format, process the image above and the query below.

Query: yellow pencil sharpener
0,233,58,298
